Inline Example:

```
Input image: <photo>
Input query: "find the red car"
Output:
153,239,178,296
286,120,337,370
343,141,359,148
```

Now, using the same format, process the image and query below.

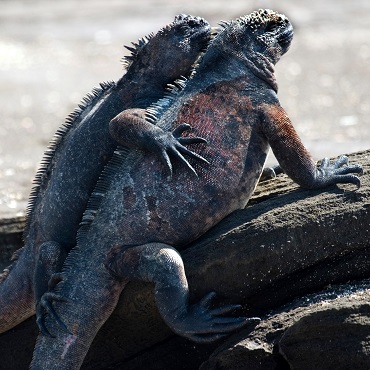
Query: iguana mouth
277,25,294,56
278,25,294,47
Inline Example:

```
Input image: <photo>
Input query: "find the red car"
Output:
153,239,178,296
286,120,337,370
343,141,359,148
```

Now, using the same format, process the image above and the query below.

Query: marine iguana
31,9,362,369
0,14,211,334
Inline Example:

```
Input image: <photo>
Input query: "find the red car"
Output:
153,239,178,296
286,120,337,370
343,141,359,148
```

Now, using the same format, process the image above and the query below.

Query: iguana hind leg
32,243,258,370
0,241,67,334
106,243,259,342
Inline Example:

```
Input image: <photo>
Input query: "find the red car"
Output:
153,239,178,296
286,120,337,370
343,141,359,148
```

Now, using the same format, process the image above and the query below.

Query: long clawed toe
36,304,54,338
188,316,260,343
186,291,260,343
159,122,208,178
172,122,207,147
319,155,364,189
331,155,348,168
47,272,64,290
37,292,71,336
172,122,192,137
169,147,199,177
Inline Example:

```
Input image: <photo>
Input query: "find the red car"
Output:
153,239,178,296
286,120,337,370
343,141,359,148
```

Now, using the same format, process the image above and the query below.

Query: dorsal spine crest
121,34,153,68
76,146,130,243
24,81,116,232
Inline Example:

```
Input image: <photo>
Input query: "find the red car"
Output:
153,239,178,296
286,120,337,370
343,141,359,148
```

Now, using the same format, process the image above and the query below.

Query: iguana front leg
261,104,363,188
106,243,259,342
109,108,208,177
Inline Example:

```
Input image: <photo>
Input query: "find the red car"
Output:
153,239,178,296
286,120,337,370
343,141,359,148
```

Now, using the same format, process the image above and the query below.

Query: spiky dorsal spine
24,81,116,236
25,28,160,230
144,75,188,128
76,145,130,243
121,33,154,69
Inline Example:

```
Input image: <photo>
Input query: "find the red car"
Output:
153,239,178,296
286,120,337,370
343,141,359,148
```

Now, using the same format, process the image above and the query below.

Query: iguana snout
253,10,294,57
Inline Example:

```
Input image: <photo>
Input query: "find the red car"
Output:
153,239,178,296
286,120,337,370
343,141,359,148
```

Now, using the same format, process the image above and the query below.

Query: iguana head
206,9,293,67
238,9,294,64
123,14,211,83
196,9,293,91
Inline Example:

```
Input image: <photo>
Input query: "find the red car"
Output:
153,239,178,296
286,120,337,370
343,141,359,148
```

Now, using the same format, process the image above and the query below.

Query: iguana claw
317,155,363,189
156,122,208,178
171,291,260,343
36,292,71,336
47,272,64,290
36,304,54,338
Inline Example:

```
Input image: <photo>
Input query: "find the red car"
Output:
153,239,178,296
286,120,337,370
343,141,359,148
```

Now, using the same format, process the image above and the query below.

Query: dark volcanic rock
280,304,370,369
0,151,369,369
201,281,370,370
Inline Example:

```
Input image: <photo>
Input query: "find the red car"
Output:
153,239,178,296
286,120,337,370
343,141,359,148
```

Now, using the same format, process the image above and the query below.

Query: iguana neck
229,49,278,93
196,44,278,92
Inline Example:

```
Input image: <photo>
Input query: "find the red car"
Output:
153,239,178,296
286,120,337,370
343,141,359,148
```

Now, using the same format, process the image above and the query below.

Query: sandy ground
0,0,369,218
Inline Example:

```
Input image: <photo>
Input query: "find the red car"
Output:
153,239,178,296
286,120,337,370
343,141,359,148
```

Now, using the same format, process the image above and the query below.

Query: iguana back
0,14,211,334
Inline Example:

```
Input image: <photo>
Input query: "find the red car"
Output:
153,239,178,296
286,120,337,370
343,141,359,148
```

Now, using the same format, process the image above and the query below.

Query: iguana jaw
276,23,294,54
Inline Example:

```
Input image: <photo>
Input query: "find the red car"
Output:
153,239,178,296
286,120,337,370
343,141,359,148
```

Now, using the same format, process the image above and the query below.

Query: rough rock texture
0,150,369,369
201,281,370,370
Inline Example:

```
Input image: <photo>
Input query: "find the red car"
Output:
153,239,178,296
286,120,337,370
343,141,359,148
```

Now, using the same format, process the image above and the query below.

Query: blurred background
0,0,369,218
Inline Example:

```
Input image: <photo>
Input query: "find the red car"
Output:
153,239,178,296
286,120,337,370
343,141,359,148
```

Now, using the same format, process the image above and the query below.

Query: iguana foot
34,241,68,336
259,164,284,182
36,291,70,337
163,122,209,177
47,272,64,289
35,272,65,333
110,109,208,178
316,155,363,189
136,121,208,178
171,291,260,343
145,122,208,178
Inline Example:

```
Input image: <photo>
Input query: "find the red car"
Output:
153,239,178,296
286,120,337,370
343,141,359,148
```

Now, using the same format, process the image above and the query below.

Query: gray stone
202,281,370,370
0,151,369,369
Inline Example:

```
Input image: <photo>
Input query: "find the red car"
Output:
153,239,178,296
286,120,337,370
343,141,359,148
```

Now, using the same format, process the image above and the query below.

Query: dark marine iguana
0,14,211,334
30,9,363,369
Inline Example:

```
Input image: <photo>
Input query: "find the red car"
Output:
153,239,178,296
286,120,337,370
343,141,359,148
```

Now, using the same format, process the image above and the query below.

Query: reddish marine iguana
0,15,211,333
31,9,362,369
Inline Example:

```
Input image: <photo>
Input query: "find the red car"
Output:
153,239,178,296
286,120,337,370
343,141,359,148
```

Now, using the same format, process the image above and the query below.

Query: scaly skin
0,14,211,334
31,9,362,369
